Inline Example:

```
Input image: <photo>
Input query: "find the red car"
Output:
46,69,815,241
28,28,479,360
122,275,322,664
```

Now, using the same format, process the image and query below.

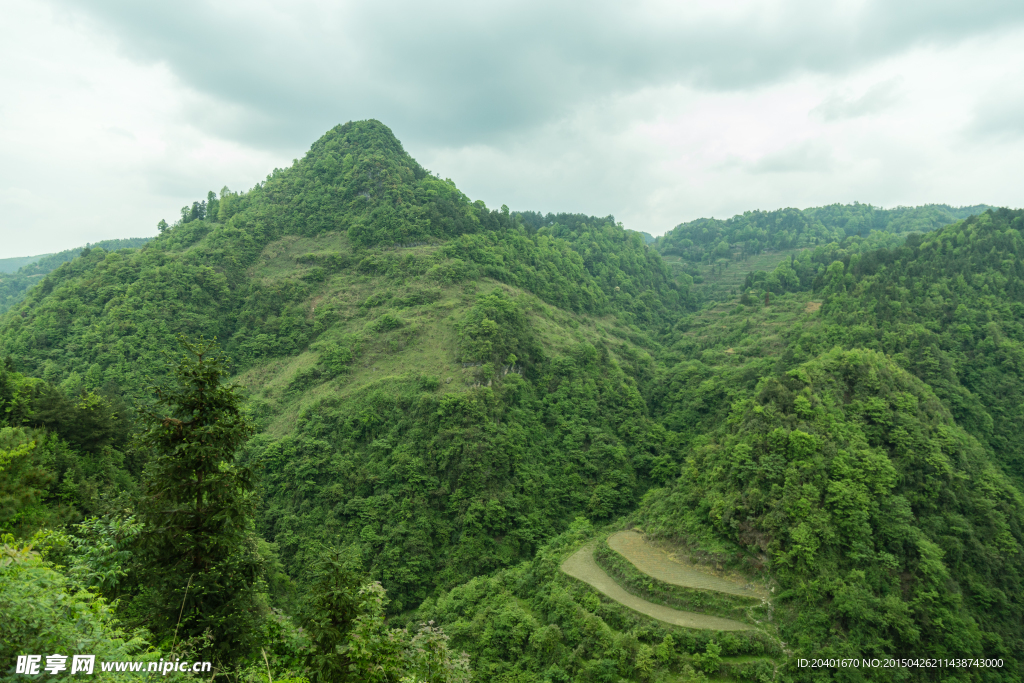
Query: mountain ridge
2,120,1022,682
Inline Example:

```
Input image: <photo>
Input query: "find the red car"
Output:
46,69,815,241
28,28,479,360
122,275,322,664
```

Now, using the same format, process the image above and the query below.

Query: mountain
414,209,1024,682
1,120,1022,682
0,238,152,313
0,253,49,274
653,203,995,308
0,120,684,612
635,209,1024,677
656,202,992,263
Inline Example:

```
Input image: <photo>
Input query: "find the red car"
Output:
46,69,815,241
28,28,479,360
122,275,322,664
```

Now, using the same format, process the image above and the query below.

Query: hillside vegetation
0,238,152,314
656,203,991,306
656,203,989,264
1,120,1022,682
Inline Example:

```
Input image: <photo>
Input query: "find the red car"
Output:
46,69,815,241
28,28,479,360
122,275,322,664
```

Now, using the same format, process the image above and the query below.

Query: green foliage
0,360,136,537
346,582,472,683
420,521,779,682
318,334,363,376
133,336,264,665
691,639,722,676
456,290,537,374
0,426,69,537
0,536,157,681
0,253,47,274
4,119,1024,680
67,513,143,598
0,238,152,313
257,341,662,612
816,209,1024,487
656,202,989,264
443,216,687,328
0,122,682,405
300,550,365,683
640,348,1024,679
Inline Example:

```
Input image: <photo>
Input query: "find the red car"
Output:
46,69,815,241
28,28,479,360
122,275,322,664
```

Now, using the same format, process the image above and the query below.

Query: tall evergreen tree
134,336,263,664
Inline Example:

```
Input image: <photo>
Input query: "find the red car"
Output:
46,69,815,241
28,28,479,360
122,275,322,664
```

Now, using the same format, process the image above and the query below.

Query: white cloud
812,79,903,121
0,0,285,257
749,141,836,174
967,78,1024,141
1,0,1023,256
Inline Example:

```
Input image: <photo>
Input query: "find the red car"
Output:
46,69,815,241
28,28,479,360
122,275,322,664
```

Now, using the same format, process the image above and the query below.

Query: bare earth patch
561,545,753,631
804,301,822,313
608,531,766,599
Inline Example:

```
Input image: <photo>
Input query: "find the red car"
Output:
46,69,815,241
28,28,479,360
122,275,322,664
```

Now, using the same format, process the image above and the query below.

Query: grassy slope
0,120,683,616
234,232,643,441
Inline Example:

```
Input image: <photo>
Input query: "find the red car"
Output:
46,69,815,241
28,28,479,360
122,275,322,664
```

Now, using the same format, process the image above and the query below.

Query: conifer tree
134,336,263,664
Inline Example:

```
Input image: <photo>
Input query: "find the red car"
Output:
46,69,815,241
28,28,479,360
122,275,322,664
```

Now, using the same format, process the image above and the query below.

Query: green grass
663,247,808,303
235,233,654,439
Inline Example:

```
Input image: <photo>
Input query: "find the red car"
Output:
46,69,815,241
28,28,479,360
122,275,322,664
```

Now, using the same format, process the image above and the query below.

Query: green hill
0,253,49,274
655,203,993,306
1,120,1022,682
656,203,991,263
0,238,152,313
0,120,685,612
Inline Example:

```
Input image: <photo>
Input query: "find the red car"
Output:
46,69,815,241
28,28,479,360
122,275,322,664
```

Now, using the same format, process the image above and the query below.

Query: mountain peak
307,119,418,169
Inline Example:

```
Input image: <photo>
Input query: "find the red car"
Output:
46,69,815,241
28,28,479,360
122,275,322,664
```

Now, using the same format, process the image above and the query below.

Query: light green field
560,545,753,631
608,531,767,599
662,248,805,302
235,233,645,438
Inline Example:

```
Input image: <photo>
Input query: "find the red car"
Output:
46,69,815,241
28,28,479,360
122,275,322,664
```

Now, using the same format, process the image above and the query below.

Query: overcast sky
2,0,1023,257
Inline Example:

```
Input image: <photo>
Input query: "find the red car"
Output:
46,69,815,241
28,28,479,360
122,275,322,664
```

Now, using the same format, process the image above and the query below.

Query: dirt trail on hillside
560,545,753,631
609,531,766,599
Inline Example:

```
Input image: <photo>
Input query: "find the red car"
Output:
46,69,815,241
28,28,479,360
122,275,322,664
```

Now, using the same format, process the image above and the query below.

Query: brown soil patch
608,531,767,599
804,301,822,313
560,545,753,631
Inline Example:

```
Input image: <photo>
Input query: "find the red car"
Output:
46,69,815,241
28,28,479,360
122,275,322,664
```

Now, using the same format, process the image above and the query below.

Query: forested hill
0,237,151,313
0,120,684,397
0,120,684,615
0,253,47,274
656,202,991,263
3,118,1023,682
631,208,1024,677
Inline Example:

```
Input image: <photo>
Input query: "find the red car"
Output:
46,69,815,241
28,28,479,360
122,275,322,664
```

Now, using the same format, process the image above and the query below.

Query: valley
1,120,1022,683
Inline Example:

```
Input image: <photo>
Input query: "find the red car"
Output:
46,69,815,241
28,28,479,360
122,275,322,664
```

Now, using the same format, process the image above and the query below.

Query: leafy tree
456,290,537,376
0,427,67,535
345,582,471,683
133,336,264,665
68,513,144,599
0,535,157,681
300,550,364,683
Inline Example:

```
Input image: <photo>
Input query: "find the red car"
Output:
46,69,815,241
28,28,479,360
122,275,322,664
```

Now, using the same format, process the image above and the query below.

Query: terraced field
608,530,766,599
561,545,753,631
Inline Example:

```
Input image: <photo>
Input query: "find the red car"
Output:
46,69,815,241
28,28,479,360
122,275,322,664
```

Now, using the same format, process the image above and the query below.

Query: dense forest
2,120,1022,682
0,238,152,314
655,203,990,264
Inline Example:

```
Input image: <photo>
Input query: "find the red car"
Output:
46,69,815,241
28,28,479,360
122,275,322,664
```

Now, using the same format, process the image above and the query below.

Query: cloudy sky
2,0,1023,257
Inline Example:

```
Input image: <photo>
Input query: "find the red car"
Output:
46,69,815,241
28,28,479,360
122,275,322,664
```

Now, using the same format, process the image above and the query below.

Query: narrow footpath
560,545,753,631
